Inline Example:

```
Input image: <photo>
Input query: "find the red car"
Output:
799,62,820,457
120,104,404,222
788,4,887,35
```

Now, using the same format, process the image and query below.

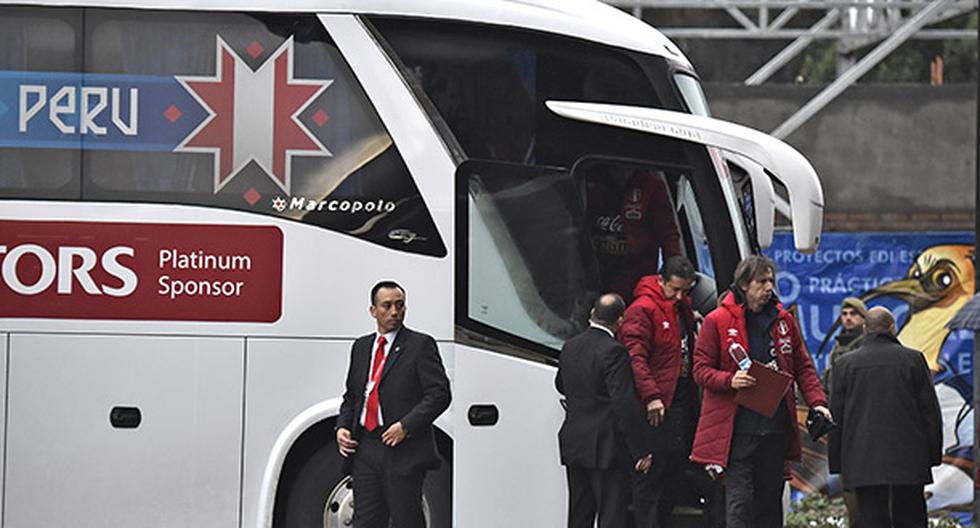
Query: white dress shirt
359,328,399,428
589,321,616,339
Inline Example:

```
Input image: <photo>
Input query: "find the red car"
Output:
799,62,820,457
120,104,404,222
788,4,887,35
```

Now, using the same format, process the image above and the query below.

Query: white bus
0,1,824,527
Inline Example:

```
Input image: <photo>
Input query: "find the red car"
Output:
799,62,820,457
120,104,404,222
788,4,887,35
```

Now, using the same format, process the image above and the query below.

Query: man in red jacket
585,165,681,303
621,255,698,528
691,255,831,528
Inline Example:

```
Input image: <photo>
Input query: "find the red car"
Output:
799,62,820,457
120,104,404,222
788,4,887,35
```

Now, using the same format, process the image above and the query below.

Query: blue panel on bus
0,71,208,151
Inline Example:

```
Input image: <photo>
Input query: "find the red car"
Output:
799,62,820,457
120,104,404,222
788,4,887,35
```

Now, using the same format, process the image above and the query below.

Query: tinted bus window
0,7,82,199
371,18,680,168
0,8,446,257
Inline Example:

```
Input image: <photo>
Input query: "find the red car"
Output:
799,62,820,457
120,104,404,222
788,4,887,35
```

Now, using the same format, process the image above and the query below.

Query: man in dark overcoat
556,293,653,528
828,306,943,528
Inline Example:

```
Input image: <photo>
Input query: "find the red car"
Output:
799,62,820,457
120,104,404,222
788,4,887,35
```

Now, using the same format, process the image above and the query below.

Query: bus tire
274,422,452,528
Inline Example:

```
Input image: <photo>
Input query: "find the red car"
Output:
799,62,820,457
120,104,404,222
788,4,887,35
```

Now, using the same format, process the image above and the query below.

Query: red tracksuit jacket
619,275,695,409
690,291,827,468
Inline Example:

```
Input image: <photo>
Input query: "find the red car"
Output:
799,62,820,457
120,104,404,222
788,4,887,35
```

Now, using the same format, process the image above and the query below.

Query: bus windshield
370,17,691,168
374,18,741,353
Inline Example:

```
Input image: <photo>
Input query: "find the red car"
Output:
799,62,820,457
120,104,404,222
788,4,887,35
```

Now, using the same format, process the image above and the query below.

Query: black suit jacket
338,326,451,476
556,326,651,469
828,332,943,487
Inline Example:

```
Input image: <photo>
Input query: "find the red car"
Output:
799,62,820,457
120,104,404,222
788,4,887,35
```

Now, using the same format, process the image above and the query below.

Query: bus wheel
321,475,431,528
276,431,452,528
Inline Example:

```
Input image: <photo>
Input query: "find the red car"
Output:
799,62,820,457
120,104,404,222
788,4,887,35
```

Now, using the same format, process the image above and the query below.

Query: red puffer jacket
690,290,827,468
619,275,695,409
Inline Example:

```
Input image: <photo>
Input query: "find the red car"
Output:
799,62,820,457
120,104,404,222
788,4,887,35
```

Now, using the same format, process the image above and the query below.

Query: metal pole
726,6,759,30
768,7,800,31
659,28,976,39
606,0,963,8
770,0,955,139
745,9,840,85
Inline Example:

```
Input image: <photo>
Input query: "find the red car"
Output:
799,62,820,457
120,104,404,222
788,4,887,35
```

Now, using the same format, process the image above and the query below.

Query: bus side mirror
748,168,776,250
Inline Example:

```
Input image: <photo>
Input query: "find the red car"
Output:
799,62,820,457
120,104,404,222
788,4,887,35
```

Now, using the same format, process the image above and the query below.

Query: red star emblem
176,36,332,193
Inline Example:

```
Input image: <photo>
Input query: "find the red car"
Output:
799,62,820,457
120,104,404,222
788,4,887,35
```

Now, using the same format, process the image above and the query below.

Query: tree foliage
796,12,977,84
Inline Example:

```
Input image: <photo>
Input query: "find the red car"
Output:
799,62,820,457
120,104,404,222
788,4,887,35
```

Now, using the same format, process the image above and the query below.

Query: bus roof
2,0,692,69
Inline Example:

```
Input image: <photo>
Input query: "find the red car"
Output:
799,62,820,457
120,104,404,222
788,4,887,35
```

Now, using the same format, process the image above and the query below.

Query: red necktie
364,335,387,432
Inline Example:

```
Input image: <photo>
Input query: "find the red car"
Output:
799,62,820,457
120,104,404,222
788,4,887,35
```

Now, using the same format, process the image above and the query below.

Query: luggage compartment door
5,334,243,528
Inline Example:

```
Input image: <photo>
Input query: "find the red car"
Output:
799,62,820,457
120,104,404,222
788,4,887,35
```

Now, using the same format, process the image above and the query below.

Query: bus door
451,102,825,525
452,156,722,525
454,160,597,527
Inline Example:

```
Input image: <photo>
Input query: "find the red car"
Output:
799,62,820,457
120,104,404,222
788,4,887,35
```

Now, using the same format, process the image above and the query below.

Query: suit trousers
725,433,786,528
631,450,685,528
843,487,861,528
566,466,633,528
855,485,927,528
352,433,426,528
632,393,699,528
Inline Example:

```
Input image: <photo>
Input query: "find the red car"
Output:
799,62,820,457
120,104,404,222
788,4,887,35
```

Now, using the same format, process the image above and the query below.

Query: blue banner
0,71,207,151
767,231,974,376
767,231,975,520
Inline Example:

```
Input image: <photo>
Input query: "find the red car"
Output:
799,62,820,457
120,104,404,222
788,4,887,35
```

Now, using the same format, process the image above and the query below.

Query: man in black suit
556,293,653,528
336,281,451,528
828,306,943,528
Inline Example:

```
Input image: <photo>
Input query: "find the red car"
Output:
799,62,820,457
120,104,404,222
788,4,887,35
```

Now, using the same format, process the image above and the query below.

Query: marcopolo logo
271,195,397,214
0,220,283,322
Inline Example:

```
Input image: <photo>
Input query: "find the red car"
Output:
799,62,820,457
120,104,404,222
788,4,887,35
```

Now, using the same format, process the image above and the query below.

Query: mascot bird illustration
865,244,975,371
817,244,974,371
806,244,976,511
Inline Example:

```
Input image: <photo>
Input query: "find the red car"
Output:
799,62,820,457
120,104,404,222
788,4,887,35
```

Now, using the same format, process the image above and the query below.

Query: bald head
591,293,626,330
864,306,897,336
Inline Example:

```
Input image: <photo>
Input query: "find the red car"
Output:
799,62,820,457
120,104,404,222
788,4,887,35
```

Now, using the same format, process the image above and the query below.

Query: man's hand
814,405,833,422
382,421,407,447
634,454,653,473
336,427,358,458
647,399,666,426
730,370,757,390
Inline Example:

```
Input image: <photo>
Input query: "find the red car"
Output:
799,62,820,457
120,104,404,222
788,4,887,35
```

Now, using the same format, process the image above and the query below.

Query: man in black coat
336,281,451,528
828,306,942,528
556,293,653,528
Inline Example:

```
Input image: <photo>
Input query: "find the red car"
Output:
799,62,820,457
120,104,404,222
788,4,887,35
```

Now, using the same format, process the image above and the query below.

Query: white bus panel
5,334,244,528
453,343,565,527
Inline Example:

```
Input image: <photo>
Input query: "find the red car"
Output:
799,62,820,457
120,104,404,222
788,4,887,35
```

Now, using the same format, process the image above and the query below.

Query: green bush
786,493,847,528
786,493,967,528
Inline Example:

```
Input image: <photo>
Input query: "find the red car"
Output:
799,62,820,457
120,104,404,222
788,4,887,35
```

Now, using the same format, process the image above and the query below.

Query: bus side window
460,159,600,351
1,8,446,257
0,7,82,200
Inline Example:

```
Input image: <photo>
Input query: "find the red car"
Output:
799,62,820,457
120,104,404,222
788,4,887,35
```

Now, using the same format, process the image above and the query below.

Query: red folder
734,361,793,418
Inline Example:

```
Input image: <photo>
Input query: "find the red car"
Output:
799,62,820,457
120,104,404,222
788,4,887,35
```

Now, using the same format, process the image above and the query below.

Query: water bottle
728,342,751,371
